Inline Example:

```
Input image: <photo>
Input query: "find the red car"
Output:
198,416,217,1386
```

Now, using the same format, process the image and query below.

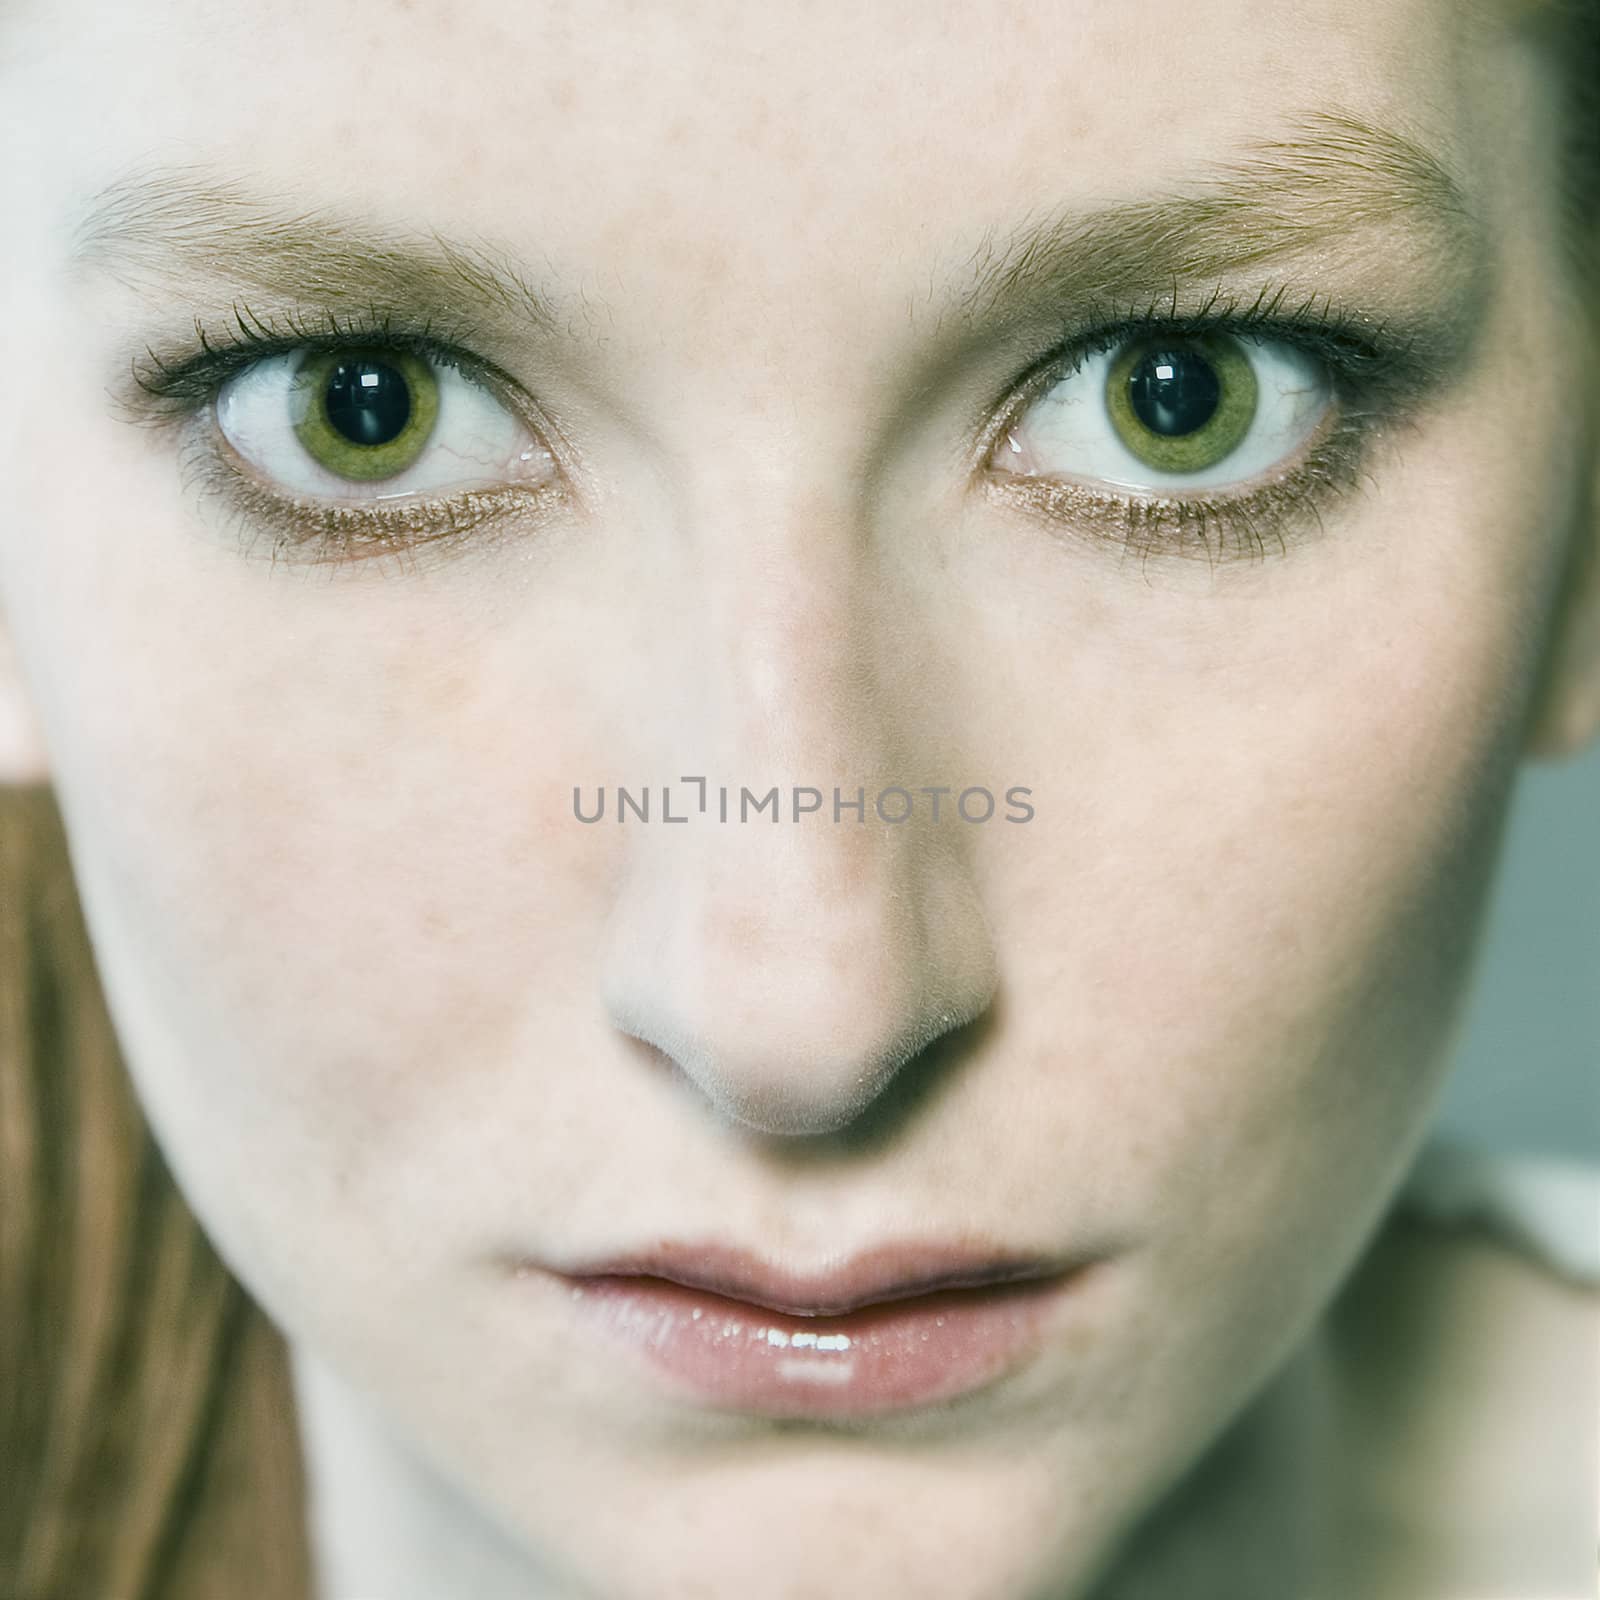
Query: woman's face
2,0,1596,1593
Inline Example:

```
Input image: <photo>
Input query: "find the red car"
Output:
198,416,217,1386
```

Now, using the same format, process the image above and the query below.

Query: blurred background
1434,742,1600,1163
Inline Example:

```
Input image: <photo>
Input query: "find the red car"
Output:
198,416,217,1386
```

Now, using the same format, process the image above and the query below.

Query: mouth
516,1238,1104,1418
551,1237,1080,1316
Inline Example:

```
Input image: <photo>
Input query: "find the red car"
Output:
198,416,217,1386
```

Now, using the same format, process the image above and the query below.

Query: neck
1089,1323,1349,1600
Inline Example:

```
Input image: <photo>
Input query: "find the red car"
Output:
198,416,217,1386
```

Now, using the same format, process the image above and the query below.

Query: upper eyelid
121,310,537,433
125,287,1426,433
975,298,1432,470
1023,312,1393,399
122,298,1410,576
122,292,1444,522
977,317,1308,476
130,287,1392,389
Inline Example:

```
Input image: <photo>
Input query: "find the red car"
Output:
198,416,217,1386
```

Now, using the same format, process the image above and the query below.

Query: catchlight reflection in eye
997,331,1332,493
215,345,555,502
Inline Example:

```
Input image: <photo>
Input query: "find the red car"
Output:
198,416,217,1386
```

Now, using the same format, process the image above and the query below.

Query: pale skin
2,0,1599,1595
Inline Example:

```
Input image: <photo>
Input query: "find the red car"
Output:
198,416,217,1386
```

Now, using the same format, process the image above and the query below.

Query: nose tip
601,828,998,1139
615,996,981,1138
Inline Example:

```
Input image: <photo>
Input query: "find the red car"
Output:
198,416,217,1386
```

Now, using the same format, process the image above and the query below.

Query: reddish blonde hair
0,784,310,1600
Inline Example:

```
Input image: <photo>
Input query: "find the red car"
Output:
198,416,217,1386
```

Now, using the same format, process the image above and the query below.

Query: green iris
290,347,440,481
1104,333,1257,473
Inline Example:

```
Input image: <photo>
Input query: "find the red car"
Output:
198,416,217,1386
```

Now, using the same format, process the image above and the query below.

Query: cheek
4,376,631,1222
970,427,1562,1245
29,556,636,1315
56,579,617,1119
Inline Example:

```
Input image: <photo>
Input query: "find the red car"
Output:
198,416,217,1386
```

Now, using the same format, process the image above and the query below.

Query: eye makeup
118,277,1471,576
971,282,1472,571
124,305,570,574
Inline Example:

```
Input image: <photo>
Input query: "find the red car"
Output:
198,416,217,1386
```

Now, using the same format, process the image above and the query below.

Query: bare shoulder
1324,1212,1599,1599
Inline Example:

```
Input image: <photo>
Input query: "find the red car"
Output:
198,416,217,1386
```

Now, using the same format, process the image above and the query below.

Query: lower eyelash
984,402,1395,574
969,285,1452,571
140,291,1425,574
175,429,565,578
188,384,1377,577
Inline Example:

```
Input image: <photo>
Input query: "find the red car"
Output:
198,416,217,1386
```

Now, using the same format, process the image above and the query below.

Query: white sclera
996,334,1332,493
214,351,555,501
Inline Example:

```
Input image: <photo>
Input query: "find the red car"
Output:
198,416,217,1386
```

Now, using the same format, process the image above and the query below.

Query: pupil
322,360,412,447
1127,347,1221,437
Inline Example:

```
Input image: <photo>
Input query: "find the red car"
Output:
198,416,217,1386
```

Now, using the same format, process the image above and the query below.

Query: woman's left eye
214,345,556,500
990,330,1332,492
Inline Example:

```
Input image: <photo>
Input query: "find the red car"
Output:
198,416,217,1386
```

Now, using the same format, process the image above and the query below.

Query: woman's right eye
214,345,557,503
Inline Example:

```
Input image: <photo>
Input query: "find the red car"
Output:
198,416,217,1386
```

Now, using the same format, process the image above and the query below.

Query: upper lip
549,1239,1087,1317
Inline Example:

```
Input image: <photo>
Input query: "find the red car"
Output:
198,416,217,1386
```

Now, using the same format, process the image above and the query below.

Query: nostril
704,1071,893,1140
598,812,1000,1140
610,985,991,1141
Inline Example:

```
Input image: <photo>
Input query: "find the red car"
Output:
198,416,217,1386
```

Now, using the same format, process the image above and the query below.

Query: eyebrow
70,167,593,340
934,111,1481,334
71,109,1479,346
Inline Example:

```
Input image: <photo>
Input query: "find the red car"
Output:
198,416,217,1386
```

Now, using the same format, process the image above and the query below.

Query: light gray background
1434,742,1600,1162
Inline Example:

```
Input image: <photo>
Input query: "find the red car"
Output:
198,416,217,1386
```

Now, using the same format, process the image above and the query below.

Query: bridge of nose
584,419,999,1138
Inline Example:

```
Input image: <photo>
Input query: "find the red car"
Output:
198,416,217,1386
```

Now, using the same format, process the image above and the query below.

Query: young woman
2,0,1597,1595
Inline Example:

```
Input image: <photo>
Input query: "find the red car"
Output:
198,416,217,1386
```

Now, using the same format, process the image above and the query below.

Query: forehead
19,0,1510,260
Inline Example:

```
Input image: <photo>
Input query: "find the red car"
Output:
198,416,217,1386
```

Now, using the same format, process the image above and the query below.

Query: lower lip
553,1270,1089,1418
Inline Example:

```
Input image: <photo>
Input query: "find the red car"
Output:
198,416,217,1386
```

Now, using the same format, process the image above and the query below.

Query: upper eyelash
977,283,1430,571
126,287,1429,573
997,300,1420,465
126,302,563,573
1024,281,1420,393
127,301,512,417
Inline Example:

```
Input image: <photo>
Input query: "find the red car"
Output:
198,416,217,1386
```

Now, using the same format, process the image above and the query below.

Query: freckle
421,661,477,724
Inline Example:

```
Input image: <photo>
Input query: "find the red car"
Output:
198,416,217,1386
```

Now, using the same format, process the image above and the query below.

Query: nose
604,815,999,1139
598,537,999,1140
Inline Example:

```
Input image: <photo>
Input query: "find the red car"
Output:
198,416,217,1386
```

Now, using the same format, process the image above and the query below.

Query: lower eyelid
153,307,1397,572
1002,386,1345,496
176,423,567,573
983,405,1381,569
196,405,1366,576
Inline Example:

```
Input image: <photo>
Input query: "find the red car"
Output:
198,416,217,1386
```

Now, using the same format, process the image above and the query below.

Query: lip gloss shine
553,1271,1086,1418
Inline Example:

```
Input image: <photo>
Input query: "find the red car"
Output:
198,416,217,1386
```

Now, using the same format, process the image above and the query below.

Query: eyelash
978,284,1429,570
127,288,1429,573
130,305,564,574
